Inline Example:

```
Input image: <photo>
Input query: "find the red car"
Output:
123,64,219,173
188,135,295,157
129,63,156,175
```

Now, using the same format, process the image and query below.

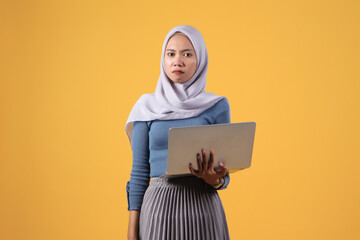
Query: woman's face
164,34,197,84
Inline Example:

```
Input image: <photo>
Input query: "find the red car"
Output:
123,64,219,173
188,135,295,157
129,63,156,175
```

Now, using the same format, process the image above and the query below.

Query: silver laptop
165,122,256,177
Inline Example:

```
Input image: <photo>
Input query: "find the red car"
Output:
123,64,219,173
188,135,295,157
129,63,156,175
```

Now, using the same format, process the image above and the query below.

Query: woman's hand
189,149,227,186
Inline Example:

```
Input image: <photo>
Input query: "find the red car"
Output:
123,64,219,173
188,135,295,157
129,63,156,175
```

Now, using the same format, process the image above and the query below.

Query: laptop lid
166,122,256,176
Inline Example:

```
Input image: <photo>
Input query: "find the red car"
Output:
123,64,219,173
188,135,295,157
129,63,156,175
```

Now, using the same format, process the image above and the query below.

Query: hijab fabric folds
125,25,227,142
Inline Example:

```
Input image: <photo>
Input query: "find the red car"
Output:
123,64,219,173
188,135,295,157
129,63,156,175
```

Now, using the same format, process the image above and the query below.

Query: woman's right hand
189,149,228,187
128,210,140,240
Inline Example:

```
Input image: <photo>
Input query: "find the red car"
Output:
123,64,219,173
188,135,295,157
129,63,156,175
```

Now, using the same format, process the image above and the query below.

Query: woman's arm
189,98,232,188
127,121,150,239
128,210,140,240
213,98,231,189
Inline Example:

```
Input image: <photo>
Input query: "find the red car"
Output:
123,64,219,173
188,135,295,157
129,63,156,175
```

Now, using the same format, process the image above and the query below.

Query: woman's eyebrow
166,49,194,52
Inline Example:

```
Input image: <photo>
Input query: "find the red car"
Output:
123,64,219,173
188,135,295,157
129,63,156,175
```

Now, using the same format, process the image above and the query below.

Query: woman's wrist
212,177,225,189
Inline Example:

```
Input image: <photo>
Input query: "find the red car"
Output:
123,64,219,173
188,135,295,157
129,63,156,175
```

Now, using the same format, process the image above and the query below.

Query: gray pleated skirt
139,176,230,240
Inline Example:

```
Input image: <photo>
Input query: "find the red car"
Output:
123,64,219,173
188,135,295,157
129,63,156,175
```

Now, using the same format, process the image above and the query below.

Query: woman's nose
173,56,184,66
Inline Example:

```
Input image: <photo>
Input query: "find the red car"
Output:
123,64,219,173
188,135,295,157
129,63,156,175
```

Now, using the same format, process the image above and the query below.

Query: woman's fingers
220,161,227,173
196,153,202,173
217,168,227,177
201,149,208,173
189,163,198,176
208,150,215,171
214,162,227,176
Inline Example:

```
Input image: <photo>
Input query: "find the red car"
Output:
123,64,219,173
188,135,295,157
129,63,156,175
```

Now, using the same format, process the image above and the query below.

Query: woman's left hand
189,149,227,186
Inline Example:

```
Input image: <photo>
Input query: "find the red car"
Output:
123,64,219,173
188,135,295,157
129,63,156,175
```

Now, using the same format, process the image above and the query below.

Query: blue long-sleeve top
126,98,231,210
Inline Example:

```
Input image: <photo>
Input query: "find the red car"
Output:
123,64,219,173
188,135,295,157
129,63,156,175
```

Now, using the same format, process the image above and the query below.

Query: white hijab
125,25,227,142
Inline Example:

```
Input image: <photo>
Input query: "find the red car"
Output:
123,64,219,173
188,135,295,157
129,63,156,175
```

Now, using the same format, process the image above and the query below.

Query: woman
126,25,231,240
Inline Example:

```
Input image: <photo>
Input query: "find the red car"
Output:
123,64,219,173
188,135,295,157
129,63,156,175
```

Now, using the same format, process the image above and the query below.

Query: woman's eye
184,53,192,57
167,53,175,57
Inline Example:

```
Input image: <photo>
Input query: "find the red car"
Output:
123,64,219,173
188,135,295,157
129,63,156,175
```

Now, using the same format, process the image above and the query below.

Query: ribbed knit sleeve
213,98,231,190
126,121,151,210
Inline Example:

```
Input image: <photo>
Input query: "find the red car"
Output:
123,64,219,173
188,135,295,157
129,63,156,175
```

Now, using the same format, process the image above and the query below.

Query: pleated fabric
139,176,230,240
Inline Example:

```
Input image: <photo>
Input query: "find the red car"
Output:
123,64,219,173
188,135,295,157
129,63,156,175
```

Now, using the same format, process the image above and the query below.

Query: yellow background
1,0,359,239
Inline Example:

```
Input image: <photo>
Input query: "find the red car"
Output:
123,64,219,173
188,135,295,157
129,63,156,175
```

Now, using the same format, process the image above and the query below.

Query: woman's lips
172,70,184,74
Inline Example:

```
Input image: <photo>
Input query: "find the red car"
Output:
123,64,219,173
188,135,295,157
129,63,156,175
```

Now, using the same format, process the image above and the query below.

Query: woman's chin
171,78,190,84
